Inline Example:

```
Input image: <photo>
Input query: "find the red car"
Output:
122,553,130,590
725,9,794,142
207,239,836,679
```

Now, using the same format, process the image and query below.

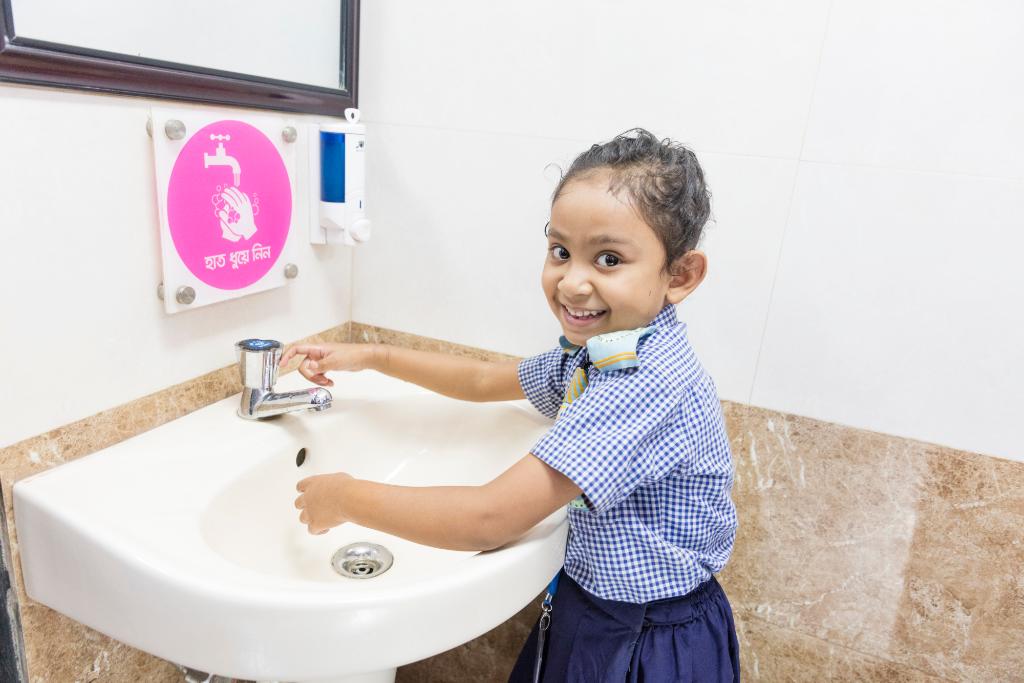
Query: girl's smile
560,304,608,330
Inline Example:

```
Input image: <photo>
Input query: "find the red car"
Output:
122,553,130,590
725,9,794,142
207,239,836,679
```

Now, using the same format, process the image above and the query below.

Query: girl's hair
552,128,712,269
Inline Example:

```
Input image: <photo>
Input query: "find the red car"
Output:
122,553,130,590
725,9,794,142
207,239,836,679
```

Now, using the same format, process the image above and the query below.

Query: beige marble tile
735,611,947,682
720,402,1024,682
719,402,924,656
396,594,539,683
349,323,519,362
890,449,1024,681
18,605,182,683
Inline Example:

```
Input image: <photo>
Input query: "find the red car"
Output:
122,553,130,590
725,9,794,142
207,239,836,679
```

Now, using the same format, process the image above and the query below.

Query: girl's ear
665,250,708,305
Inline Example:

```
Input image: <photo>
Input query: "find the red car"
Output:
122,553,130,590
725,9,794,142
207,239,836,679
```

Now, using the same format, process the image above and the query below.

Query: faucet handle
236,339,282,391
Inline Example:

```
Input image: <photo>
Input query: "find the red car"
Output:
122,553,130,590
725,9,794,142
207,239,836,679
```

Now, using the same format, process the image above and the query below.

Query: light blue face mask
558,325,657,369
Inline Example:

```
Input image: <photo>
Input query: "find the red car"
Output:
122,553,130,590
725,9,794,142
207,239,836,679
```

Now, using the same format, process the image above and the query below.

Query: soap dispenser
313,108,371,246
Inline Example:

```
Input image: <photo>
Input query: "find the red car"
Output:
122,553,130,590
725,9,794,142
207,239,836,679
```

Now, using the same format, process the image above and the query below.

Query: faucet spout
238,386,332,420
234,339,332,420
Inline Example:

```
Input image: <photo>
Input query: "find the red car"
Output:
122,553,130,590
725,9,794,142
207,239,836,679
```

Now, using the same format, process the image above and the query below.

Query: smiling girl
281,129,740,682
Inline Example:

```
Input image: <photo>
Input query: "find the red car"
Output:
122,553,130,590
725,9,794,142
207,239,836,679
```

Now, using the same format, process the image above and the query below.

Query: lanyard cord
533,571,561,683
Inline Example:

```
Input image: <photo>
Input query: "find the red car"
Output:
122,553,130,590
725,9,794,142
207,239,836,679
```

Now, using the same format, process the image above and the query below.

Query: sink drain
331,543,393,579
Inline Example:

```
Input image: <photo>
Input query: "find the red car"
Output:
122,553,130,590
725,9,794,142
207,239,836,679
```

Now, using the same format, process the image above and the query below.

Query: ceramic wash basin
13,370,566,682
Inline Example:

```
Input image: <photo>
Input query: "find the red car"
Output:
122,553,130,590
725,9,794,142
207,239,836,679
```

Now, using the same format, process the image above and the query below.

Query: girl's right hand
278,343,380,387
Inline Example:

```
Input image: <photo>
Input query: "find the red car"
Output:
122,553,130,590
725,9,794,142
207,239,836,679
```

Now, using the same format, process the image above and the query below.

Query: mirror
0,0,358,115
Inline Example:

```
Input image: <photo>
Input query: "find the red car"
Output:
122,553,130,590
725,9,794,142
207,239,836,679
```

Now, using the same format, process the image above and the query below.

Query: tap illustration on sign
205,133,260,243
205,134,241,184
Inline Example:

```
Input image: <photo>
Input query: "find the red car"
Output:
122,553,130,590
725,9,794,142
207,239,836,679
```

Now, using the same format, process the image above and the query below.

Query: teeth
566,306,605,318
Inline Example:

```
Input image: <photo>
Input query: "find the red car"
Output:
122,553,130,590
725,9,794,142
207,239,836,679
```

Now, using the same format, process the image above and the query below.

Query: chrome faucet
236,339,332,420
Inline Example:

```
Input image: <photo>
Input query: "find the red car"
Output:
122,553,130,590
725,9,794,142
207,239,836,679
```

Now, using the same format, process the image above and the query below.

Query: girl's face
543,172,676,346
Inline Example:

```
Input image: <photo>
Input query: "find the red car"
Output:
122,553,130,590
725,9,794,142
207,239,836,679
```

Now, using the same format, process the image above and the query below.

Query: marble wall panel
890,449,1024,681
719,403,923,655
733,611,945,682
719,402,1024,683
395,597,539,683
349,322,520,363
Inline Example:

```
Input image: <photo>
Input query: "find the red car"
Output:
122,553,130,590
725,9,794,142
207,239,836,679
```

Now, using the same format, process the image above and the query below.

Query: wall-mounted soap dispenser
310,108,371,246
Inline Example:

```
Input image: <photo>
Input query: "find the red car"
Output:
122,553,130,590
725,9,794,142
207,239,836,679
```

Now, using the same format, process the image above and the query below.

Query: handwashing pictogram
213,185,260,242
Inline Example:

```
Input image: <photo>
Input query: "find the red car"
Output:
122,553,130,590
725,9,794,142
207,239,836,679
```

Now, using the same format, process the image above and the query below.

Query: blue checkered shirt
518,305,737,603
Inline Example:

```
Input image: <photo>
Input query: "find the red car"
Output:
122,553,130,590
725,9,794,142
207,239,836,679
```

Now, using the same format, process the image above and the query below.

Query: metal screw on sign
284,263,299,279
282,126,298,143
165,120,187,140
176,286,196,305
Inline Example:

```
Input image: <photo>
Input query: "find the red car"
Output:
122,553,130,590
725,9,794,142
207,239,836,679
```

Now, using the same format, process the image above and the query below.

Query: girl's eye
550,246,570,261
596,253,620,267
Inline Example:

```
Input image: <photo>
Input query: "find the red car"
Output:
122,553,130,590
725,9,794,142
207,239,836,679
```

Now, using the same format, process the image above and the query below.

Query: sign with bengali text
166,120,291,290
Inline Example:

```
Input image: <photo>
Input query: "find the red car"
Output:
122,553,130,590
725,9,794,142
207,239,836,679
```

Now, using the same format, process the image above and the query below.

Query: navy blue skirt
509,571,740,682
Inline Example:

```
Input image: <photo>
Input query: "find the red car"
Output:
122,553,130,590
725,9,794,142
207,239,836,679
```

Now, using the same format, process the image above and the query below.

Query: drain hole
332,543,393,579
296,448,307,467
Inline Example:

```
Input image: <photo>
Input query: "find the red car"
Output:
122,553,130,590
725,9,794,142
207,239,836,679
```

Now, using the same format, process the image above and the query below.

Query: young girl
281,129,740,682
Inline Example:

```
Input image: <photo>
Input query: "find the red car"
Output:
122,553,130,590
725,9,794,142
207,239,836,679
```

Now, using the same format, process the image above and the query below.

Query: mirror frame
0,0,359,115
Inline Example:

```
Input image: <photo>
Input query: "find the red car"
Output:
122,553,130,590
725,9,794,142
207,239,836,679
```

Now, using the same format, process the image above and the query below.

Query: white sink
14,371,566,682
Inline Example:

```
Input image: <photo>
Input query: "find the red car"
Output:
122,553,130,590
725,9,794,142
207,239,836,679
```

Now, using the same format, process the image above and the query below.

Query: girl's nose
557,265,593,297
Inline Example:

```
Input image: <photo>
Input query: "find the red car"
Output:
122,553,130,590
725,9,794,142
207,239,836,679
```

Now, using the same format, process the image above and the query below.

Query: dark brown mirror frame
0,0,358,115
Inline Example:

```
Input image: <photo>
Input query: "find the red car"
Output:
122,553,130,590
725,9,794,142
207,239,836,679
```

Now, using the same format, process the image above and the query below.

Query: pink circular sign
167,120,291,290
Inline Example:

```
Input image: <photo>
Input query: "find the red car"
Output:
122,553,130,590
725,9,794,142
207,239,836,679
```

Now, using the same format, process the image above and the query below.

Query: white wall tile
0,86,353,447
803,0,1024,180
676,153,798,403
751,162,1024,461
354,123,573,356
359,0,832,159
356,2,1024,460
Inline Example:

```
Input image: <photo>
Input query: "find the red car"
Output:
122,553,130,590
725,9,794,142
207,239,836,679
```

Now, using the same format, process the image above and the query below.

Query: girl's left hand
295,472,353,534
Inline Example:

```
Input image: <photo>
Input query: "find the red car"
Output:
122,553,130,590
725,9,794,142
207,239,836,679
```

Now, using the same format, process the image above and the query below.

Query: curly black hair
552,129,712,269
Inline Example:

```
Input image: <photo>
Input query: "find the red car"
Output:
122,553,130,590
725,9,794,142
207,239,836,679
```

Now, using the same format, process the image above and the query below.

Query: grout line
792,156,1024,185
362,118,598,147
746,0,836,406
363,119,1024,187
738,610,954,681
367,116,795,165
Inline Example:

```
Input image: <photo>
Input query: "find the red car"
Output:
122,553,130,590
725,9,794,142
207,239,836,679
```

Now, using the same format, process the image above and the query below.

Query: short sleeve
529,364,683,513
517,348,569,419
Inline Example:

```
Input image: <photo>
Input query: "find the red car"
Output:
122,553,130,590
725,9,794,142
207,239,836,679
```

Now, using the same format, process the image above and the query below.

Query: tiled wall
356,0,1024,463
3,324,1020,681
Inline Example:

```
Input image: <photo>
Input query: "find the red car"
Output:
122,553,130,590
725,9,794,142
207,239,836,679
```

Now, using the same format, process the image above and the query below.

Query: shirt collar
648,304,679,332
